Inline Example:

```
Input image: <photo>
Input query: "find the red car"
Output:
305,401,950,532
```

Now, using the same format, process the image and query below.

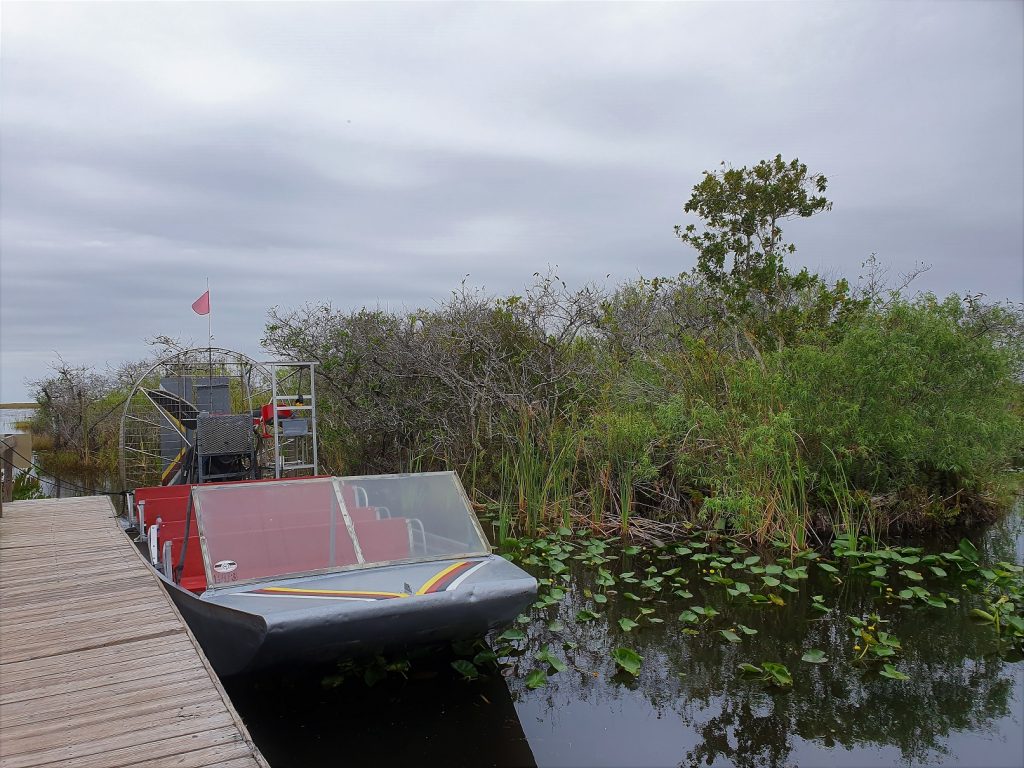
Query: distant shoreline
0,403,38,409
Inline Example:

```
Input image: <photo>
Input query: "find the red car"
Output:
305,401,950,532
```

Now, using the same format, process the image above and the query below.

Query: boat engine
195,413,257,483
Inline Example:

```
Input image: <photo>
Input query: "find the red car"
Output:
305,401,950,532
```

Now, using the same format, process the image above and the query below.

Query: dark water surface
229,505,1023,768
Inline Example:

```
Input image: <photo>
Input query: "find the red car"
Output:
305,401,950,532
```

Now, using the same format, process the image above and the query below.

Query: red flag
192,290,210,315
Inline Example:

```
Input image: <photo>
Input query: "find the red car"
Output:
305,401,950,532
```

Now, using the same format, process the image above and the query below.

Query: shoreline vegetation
18,157,1024,545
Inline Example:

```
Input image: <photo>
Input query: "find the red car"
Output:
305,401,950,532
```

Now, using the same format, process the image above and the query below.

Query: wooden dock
0,496,269,768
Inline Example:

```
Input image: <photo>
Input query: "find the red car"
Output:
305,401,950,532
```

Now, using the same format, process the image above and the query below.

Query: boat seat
149,500,411,587
276,522,359,572
341,484,372,509
206,522,361,581
347,506,378,522
354,518,411,562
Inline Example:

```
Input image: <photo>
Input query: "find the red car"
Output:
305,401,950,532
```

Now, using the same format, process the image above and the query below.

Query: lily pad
957,538,979,563
762,662,793,687
451,659,479,680
535,645,567,672
801,649,828,664
879,664,909,681
525,668,548,689
612,647,643,676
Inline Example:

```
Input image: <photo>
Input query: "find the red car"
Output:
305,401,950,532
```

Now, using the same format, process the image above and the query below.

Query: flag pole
207,277,213,406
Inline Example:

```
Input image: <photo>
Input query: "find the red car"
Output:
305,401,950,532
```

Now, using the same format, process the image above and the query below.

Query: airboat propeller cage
119,348,319,488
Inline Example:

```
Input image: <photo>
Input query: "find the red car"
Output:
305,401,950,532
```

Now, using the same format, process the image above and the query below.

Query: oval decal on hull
213,560,238,573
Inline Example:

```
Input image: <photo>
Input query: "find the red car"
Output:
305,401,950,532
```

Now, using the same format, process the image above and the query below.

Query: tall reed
496,411,580,538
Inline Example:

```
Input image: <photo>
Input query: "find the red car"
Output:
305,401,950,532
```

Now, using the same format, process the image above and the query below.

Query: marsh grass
496,413,582,539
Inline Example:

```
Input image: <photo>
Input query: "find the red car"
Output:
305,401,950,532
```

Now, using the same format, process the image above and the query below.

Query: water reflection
507,510,1023,768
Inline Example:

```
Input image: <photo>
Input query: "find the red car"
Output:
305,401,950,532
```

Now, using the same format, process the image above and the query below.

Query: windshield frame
192,471,492,591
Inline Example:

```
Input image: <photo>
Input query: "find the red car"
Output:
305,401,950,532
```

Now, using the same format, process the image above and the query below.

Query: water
226,502,1024,768
0,407,33,434
0,407,115,498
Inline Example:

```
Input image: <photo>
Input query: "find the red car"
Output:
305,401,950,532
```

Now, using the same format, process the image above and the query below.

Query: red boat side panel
156,520,207,593
135,476,332,509
141,496,191,525
135,485,191,506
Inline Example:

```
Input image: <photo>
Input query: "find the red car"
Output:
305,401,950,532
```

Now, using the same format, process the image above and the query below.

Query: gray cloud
2,1,1022,401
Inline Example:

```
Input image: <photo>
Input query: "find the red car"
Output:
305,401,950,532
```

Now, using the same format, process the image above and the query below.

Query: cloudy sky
2,1,1022,402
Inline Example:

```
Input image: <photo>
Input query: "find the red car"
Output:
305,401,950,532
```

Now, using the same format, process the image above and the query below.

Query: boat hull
159,555,535,676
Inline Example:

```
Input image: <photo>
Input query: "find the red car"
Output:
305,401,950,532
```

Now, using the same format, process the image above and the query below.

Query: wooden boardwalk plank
0,496,267,768
1,633,199,682
1,678,224,731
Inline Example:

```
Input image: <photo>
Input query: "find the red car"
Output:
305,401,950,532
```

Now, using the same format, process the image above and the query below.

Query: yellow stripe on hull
259,586,408,598
416,561,469,595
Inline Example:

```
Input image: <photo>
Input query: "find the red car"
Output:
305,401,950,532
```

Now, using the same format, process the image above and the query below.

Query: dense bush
633,295,1024,543
262,273,1023,544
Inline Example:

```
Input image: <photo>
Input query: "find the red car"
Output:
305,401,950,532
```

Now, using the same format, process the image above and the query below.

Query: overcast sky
2,1,1022,402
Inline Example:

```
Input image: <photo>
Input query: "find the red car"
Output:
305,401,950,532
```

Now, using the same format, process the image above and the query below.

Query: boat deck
0,495,269,768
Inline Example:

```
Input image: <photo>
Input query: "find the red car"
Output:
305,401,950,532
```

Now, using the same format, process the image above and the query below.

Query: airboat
119,348,536,676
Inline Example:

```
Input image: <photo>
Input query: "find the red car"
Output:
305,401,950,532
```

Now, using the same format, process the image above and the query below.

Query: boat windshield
191,472,491,588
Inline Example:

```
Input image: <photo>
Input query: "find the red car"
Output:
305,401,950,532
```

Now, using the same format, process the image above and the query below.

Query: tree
674,156,852,352
676,155,831,296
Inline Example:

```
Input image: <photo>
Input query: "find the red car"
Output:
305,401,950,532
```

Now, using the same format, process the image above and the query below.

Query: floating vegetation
451,659,480,681
878,663,910,681
492,516,1023,701
738,662,793,688
524,668,548,689
535,644,567,673
612,647,643,676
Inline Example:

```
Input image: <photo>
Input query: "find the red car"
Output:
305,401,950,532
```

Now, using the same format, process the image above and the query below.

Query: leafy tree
676,154,831,291
676,156,855,350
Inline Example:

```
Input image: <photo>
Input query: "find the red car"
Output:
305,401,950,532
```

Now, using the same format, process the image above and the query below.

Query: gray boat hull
160,554,535,676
